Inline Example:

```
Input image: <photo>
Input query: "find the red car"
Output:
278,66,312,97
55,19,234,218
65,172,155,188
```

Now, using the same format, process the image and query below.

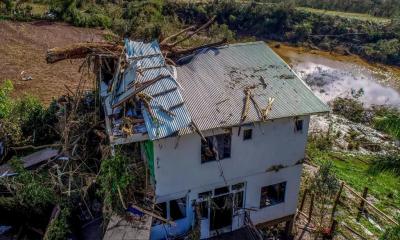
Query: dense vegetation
331,97,400,140
1,0,400,65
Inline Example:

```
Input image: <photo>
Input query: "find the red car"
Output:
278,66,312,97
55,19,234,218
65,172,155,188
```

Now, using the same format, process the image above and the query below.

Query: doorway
198,182,246,239
210,194,233,232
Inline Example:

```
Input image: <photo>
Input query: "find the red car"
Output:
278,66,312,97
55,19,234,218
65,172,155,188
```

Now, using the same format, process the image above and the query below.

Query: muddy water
271,44,400,107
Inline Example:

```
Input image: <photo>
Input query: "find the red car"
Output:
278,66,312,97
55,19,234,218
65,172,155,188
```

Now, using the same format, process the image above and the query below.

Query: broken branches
163,16,217,48
46,42,122,64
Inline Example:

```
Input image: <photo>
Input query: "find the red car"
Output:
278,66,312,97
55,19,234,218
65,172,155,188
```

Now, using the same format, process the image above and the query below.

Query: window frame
259,182,287,209
201,132,232,163
294,118,304,133
153,196,187,225
243,129,253,140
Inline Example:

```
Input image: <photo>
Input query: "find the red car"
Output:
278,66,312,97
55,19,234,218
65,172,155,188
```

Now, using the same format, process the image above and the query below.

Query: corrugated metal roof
110,40,192,140
176,41,329,132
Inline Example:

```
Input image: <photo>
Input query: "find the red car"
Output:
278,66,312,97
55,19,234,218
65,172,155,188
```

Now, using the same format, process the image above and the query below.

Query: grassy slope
308,147,400,211
307,145,400,235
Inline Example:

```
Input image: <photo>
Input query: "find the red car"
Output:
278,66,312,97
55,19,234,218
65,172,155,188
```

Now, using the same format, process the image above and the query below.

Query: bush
1,159,56,212
372,107,400,139
0,81,58,147
44,207,71,240
98,152,134,214
331,97,365,123
0,80,13,118
369,152,400,176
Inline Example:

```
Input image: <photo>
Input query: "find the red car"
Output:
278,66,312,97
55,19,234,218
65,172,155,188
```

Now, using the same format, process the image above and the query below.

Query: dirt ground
0,21,108,104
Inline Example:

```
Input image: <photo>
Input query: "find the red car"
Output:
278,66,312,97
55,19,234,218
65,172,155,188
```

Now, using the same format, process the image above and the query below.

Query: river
271,44,400,108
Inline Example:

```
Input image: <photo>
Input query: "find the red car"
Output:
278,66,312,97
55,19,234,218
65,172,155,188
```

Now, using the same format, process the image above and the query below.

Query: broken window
201,133,231,163
152,197,187,225
295,118,303,132
198,191,212,199
170,197,186,220
231,182,245,191
233,191,244,210
153,202,168,226
260,182,286,208
156,202,167,219
243,129,252,140
214,186,230,196
199,201,209,219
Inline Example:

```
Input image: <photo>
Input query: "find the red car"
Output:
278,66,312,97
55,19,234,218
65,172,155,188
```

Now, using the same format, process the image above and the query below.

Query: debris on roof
176,42,330,133
101,40,192,143
99,40,329,144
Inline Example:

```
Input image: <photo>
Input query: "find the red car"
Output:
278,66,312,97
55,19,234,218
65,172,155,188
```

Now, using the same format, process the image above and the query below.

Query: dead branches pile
46,16,227,65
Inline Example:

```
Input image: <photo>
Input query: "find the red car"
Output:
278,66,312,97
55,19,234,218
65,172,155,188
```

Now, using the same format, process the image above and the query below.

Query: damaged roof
176,41,329,132
105,40,328,142
108,40,192,140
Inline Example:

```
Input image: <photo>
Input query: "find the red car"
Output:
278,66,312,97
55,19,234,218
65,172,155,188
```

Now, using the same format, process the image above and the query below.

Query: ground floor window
153,197,187,225
260,182,286,208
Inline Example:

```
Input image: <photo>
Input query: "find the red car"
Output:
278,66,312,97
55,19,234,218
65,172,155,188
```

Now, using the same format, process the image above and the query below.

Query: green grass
28,3,49,16
298,7,391,24
307,146,400,212
307,145,400,238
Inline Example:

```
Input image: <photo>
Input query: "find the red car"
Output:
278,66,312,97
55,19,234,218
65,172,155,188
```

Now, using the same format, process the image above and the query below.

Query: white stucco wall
150,116,310,238
153,116,309,198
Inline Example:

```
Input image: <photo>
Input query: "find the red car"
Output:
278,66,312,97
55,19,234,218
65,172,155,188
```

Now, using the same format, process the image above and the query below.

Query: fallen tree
45,16,226,64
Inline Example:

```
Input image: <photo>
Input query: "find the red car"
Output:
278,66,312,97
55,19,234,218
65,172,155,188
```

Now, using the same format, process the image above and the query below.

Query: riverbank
167,1,400,66
269,42,400,107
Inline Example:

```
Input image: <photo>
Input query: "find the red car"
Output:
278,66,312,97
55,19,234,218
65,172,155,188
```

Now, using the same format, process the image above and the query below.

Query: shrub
1,159,56,212
369,152,400,176
98,152,134,214
0,80,13,118
44,207,71,240
373,109,400,139
331,97,365,123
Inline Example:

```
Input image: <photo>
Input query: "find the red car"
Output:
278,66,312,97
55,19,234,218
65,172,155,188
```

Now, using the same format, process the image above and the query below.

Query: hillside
0,21,107,104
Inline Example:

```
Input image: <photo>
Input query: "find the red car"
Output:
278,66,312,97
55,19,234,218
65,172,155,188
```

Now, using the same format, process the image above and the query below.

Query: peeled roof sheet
112,40,192,140
176,41,329,132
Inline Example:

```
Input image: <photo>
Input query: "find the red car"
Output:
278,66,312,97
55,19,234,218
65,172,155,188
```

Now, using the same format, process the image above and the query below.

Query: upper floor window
243,129,252,140
260,182,286,208
201,133,231,163
295,118,303,132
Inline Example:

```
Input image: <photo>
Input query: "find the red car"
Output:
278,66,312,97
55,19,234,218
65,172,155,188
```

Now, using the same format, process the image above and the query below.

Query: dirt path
0,21,108,104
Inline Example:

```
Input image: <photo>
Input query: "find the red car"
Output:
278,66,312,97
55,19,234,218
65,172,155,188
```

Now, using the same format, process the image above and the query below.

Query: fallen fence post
308,193,314,223
299,188,309,212
356,187,369,222
343,183,398,225
331,182,344,224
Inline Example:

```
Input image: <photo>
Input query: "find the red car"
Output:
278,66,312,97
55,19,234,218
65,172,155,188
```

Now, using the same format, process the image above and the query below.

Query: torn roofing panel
108,40,192,140
176,41,330,133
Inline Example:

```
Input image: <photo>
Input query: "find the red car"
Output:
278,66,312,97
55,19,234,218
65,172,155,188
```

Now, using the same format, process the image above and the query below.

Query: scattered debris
0,148,59,177
20,71,32,81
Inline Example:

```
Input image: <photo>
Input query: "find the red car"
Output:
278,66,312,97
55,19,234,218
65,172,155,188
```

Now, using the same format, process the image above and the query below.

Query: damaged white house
99,40,329,239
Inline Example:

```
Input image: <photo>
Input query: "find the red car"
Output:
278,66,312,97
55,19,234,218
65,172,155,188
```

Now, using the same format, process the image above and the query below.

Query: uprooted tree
45,16,227,64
